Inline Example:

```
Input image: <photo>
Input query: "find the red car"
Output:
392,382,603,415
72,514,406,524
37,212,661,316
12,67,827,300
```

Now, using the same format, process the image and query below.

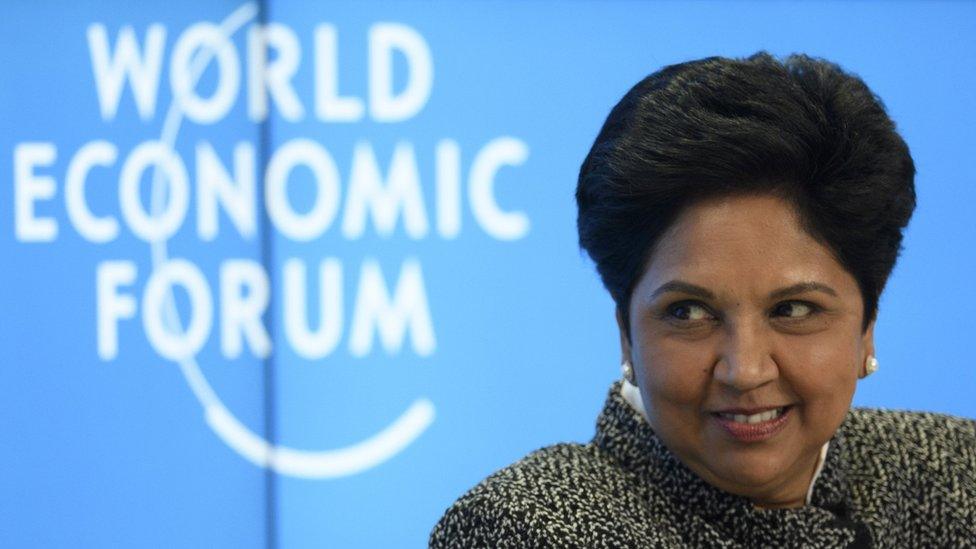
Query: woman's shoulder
841,407,976,540
842,407,975,476
843,407,976,456
429,442,663,548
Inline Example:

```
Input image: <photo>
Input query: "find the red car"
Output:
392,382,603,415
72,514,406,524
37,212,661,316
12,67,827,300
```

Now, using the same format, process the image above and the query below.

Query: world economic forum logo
12,3,530,478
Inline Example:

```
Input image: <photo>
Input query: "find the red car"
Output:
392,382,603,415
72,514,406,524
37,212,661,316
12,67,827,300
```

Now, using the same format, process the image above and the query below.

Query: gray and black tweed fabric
430,382,976,548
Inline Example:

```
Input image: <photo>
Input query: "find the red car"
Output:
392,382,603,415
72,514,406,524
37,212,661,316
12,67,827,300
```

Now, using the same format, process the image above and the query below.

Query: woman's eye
667,302,713,321
772,301,815,318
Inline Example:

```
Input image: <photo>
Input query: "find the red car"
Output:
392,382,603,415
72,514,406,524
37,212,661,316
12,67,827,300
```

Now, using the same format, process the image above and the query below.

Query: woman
430,53,976,548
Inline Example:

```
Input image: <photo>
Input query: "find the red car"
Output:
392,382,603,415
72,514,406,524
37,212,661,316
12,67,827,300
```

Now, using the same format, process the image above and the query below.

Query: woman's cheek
641,342,713,401
781,351,859,435
788,339,859,391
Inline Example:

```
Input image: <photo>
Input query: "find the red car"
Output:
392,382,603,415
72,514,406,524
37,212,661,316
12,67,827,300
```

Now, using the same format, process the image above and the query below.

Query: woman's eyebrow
770,282,838,299
649,280,838,301
650,280,715,300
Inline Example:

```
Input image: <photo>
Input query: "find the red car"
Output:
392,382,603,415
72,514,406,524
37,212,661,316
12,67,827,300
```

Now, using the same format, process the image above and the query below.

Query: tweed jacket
430,382,976,548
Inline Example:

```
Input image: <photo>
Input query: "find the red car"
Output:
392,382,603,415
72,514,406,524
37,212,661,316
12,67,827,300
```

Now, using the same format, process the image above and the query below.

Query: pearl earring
621,360,636,385
864,355,879,377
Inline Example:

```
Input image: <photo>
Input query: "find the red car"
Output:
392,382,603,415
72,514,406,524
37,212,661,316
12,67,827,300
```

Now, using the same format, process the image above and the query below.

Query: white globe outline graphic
149,1,435,478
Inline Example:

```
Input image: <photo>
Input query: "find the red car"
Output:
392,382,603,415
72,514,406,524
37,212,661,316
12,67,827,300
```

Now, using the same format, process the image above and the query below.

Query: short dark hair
576,52,916,339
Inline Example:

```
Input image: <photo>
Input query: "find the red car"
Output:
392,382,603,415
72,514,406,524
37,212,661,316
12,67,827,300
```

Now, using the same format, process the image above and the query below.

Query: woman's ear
615,307,632,364
859,320,877,378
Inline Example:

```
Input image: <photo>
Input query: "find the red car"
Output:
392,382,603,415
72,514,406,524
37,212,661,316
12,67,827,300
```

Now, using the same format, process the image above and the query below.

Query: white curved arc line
148,1,435,479
206,398,436,478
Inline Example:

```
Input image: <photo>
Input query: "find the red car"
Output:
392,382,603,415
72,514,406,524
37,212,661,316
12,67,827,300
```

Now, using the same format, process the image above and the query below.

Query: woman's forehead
637,195,858,298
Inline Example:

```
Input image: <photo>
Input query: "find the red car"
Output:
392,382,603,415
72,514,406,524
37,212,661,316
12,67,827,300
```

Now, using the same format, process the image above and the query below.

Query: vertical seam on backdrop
256,0,277,547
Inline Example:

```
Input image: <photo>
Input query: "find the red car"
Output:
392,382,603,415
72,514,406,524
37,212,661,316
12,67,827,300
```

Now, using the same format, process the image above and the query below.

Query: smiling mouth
715,406,789,424
711,406,794,442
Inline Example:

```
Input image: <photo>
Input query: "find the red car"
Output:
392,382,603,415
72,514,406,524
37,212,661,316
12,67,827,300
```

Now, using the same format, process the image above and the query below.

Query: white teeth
721,408,784,424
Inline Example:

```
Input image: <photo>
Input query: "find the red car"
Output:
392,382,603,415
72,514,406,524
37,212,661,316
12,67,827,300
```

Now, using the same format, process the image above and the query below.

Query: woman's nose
712,323,778,391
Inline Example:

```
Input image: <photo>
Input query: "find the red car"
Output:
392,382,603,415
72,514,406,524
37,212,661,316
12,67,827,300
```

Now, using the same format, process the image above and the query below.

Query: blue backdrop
2,1,974,547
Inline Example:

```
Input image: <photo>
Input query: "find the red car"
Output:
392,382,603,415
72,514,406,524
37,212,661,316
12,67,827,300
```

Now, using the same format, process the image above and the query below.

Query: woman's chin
699,447,807,501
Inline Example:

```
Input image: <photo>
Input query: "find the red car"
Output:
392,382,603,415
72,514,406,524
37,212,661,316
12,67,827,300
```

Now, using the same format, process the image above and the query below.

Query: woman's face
621,194,873,508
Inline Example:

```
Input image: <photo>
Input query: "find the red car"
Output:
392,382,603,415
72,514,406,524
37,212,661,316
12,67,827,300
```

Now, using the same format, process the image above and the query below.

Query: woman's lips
711,406,793,442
